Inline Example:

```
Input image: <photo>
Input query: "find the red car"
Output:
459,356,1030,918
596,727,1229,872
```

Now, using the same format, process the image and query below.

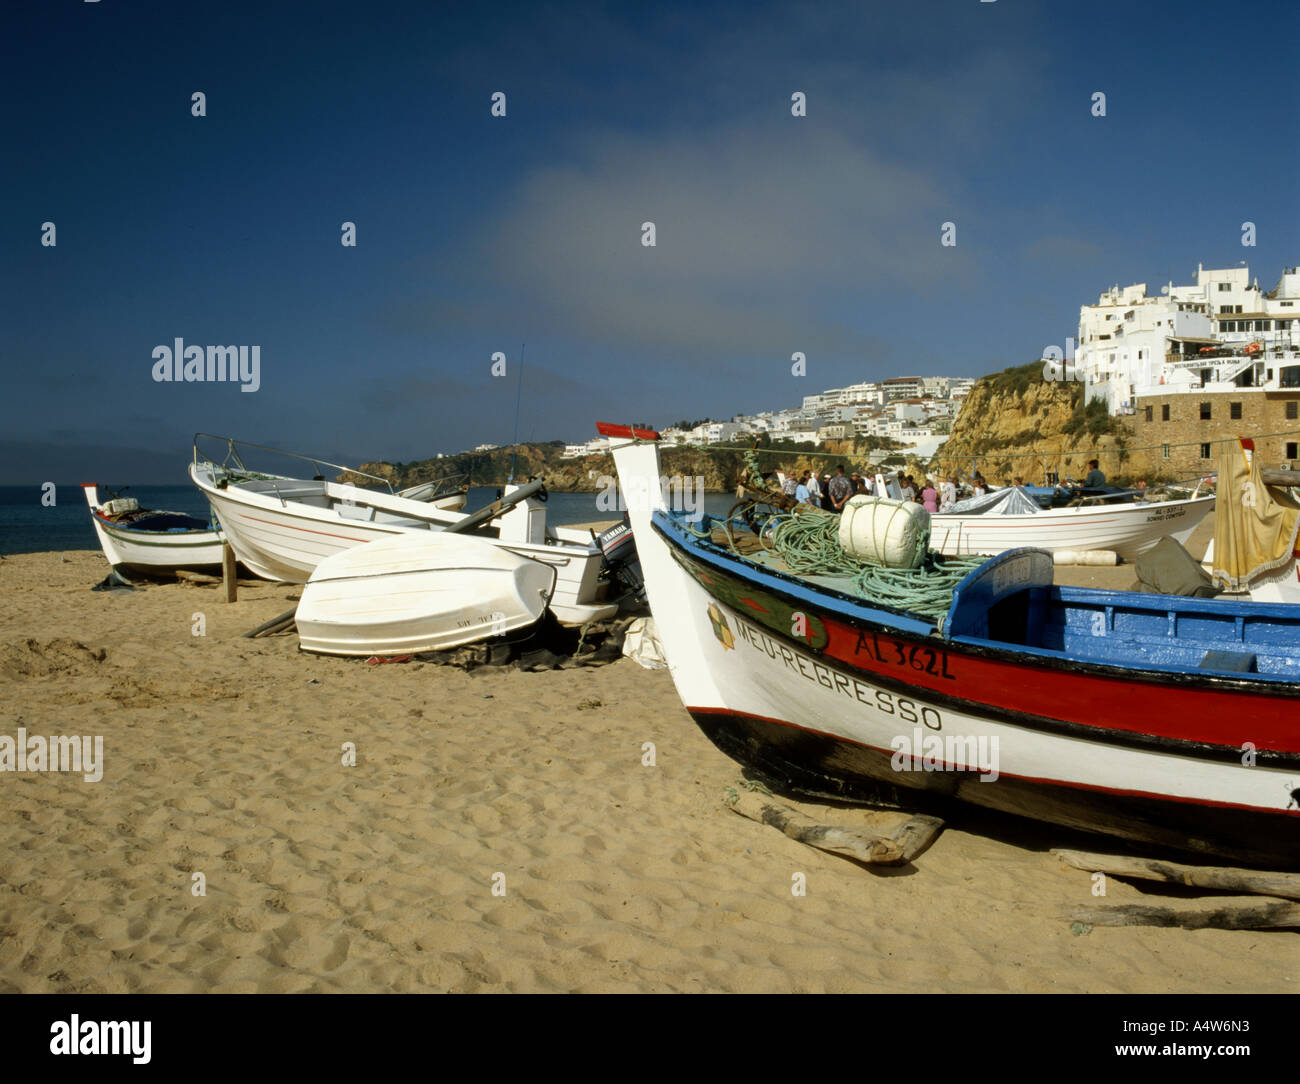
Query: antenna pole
508,343,526,484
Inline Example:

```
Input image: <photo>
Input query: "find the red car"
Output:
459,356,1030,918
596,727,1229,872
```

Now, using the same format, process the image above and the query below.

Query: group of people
769,459,1112,515
775,466,962,515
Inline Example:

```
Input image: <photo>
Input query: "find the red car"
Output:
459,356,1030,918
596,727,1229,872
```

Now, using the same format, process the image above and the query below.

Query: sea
0,484,738,557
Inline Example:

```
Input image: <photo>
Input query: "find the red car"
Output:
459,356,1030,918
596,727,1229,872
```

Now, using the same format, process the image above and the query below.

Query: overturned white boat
296,531,556,656
930,485,1214,560
82,483,225,574
189,434,624,625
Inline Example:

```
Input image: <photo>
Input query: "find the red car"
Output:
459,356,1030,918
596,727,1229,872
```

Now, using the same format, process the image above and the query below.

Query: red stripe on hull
807,616,1298,753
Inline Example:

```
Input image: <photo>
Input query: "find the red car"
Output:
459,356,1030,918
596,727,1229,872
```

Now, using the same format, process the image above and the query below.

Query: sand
0,537,1294,993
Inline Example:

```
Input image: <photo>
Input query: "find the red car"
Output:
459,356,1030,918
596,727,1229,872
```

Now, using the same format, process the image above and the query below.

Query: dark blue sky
3,0,1297,481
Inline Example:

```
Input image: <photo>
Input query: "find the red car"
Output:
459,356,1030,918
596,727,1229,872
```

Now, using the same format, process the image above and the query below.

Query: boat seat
1198,649,1258,674
945,550,1055,641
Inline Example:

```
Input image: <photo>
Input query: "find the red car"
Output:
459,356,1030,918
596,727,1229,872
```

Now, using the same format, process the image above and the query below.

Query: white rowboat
82,483,225,574
295,532,557,656
191,435,620,626
930,494,1214,560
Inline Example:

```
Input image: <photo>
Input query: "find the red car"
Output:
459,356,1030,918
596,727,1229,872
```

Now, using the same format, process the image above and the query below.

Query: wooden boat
82,483,225,574
930,487,1214,560
190,434,622,626
295,532,556,656
604,423,1300,869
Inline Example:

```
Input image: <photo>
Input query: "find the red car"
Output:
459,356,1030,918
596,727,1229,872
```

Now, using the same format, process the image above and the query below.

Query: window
1220,305,1233,313
1282,301,1294,308
1200,402,1212,420
1288,443,1298,460
1230,402,1242,420
1236,305,1243,313
1162,404,1170,421
1200,443,1212,459
1162,444,1171,459
1144,406,1153,422
1218,282,1231,292
1287,401,1298,420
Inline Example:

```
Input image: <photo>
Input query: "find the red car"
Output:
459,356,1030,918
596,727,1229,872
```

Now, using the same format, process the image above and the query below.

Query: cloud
430,122,972,363
1022,234,1106,268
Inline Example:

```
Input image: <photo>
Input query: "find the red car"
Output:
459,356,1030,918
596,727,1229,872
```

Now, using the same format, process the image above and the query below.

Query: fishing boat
929,486,1214,560
189,434,625,626
295,531,557,656
603,422,1300,869
82,483,225,574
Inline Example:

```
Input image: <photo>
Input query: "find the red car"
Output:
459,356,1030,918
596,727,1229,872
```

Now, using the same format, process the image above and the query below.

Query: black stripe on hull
689,708,1300,871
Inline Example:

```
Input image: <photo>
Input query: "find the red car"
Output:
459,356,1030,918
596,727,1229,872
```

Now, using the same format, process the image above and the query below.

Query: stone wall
1127,390,1300,479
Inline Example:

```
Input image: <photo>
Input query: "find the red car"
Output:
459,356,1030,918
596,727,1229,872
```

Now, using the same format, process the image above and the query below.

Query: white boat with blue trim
604,422,1300,869
82,483,225,574
189,434,627,626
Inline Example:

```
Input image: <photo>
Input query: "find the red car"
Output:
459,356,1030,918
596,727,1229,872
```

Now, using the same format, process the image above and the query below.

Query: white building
817,422,854,441
1077,264,1300,413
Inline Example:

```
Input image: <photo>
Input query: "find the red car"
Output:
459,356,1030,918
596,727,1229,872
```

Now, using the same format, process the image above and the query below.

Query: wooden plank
1260,469,1298,488
1067,897,1300,930
222,543,237,603
726,789,903,864
722,787,946,866
174,570,222,585
1053,849,1300,901
889,814,945,864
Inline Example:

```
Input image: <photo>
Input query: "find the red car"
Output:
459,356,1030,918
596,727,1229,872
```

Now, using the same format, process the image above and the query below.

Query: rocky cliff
348,436,908,494
933,362,1137,484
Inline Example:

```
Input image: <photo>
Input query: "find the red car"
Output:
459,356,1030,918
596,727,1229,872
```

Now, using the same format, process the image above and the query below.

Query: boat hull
931,496,1214,560
608,437,1299,869
190,465,616,625
296,532,556,656
689,706,1295,868
82,484,225,573
667,534,1298,867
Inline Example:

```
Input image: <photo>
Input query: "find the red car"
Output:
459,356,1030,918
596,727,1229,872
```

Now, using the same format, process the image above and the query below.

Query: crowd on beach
773,466,967,514
771,457,1120,515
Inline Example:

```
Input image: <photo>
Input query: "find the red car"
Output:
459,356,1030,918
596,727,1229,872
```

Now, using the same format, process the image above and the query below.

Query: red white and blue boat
603,423,1300,870
82,483,225,575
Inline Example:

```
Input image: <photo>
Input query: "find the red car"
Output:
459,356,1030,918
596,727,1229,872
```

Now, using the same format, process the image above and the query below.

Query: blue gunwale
654,510,1300,688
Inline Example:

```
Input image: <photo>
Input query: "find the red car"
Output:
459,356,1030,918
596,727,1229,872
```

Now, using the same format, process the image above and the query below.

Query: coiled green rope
705,502,985,624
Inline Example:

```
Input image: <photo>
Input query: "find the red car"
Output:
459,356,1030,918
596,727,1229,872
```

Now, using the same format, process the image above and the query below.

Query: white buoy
839,496,929,568
1052,550,1118,566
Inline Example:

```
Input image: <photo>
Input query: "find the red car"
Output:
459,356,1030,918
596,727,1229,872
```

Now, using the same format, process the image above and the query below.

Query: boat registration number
853,630,956,681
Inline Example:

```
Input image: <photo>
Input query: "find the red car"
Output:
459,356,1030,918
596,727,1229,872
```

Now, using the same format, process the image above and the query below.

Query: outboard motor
596,514,645,605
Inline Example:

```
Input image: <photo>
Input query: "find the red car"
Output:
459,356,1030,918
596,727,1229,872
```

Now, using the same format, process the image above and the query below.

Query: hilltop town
397,262,1299,491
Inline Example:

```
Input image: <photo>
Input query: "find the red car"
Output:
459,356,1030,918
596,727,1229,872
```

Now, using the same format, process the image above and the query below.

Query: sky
3,0,1298,482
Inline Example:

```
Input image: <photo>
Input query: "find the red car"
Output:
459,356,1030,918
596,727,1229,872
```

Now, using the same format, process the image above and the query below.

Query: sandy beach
0,528,1294,994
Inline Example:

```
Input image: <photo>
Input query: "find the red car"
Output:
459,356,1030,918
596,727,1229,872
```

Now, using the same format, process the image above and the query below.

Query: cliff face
345,443,746,493
347,437,908,494
933,362,1136,484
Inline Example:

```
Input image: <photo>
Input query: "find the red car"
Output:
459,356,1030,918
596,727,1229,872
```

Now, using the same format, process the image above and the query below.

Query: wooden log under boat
723,786,943,865
1053,849,1300,900
1067,897,1300,930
